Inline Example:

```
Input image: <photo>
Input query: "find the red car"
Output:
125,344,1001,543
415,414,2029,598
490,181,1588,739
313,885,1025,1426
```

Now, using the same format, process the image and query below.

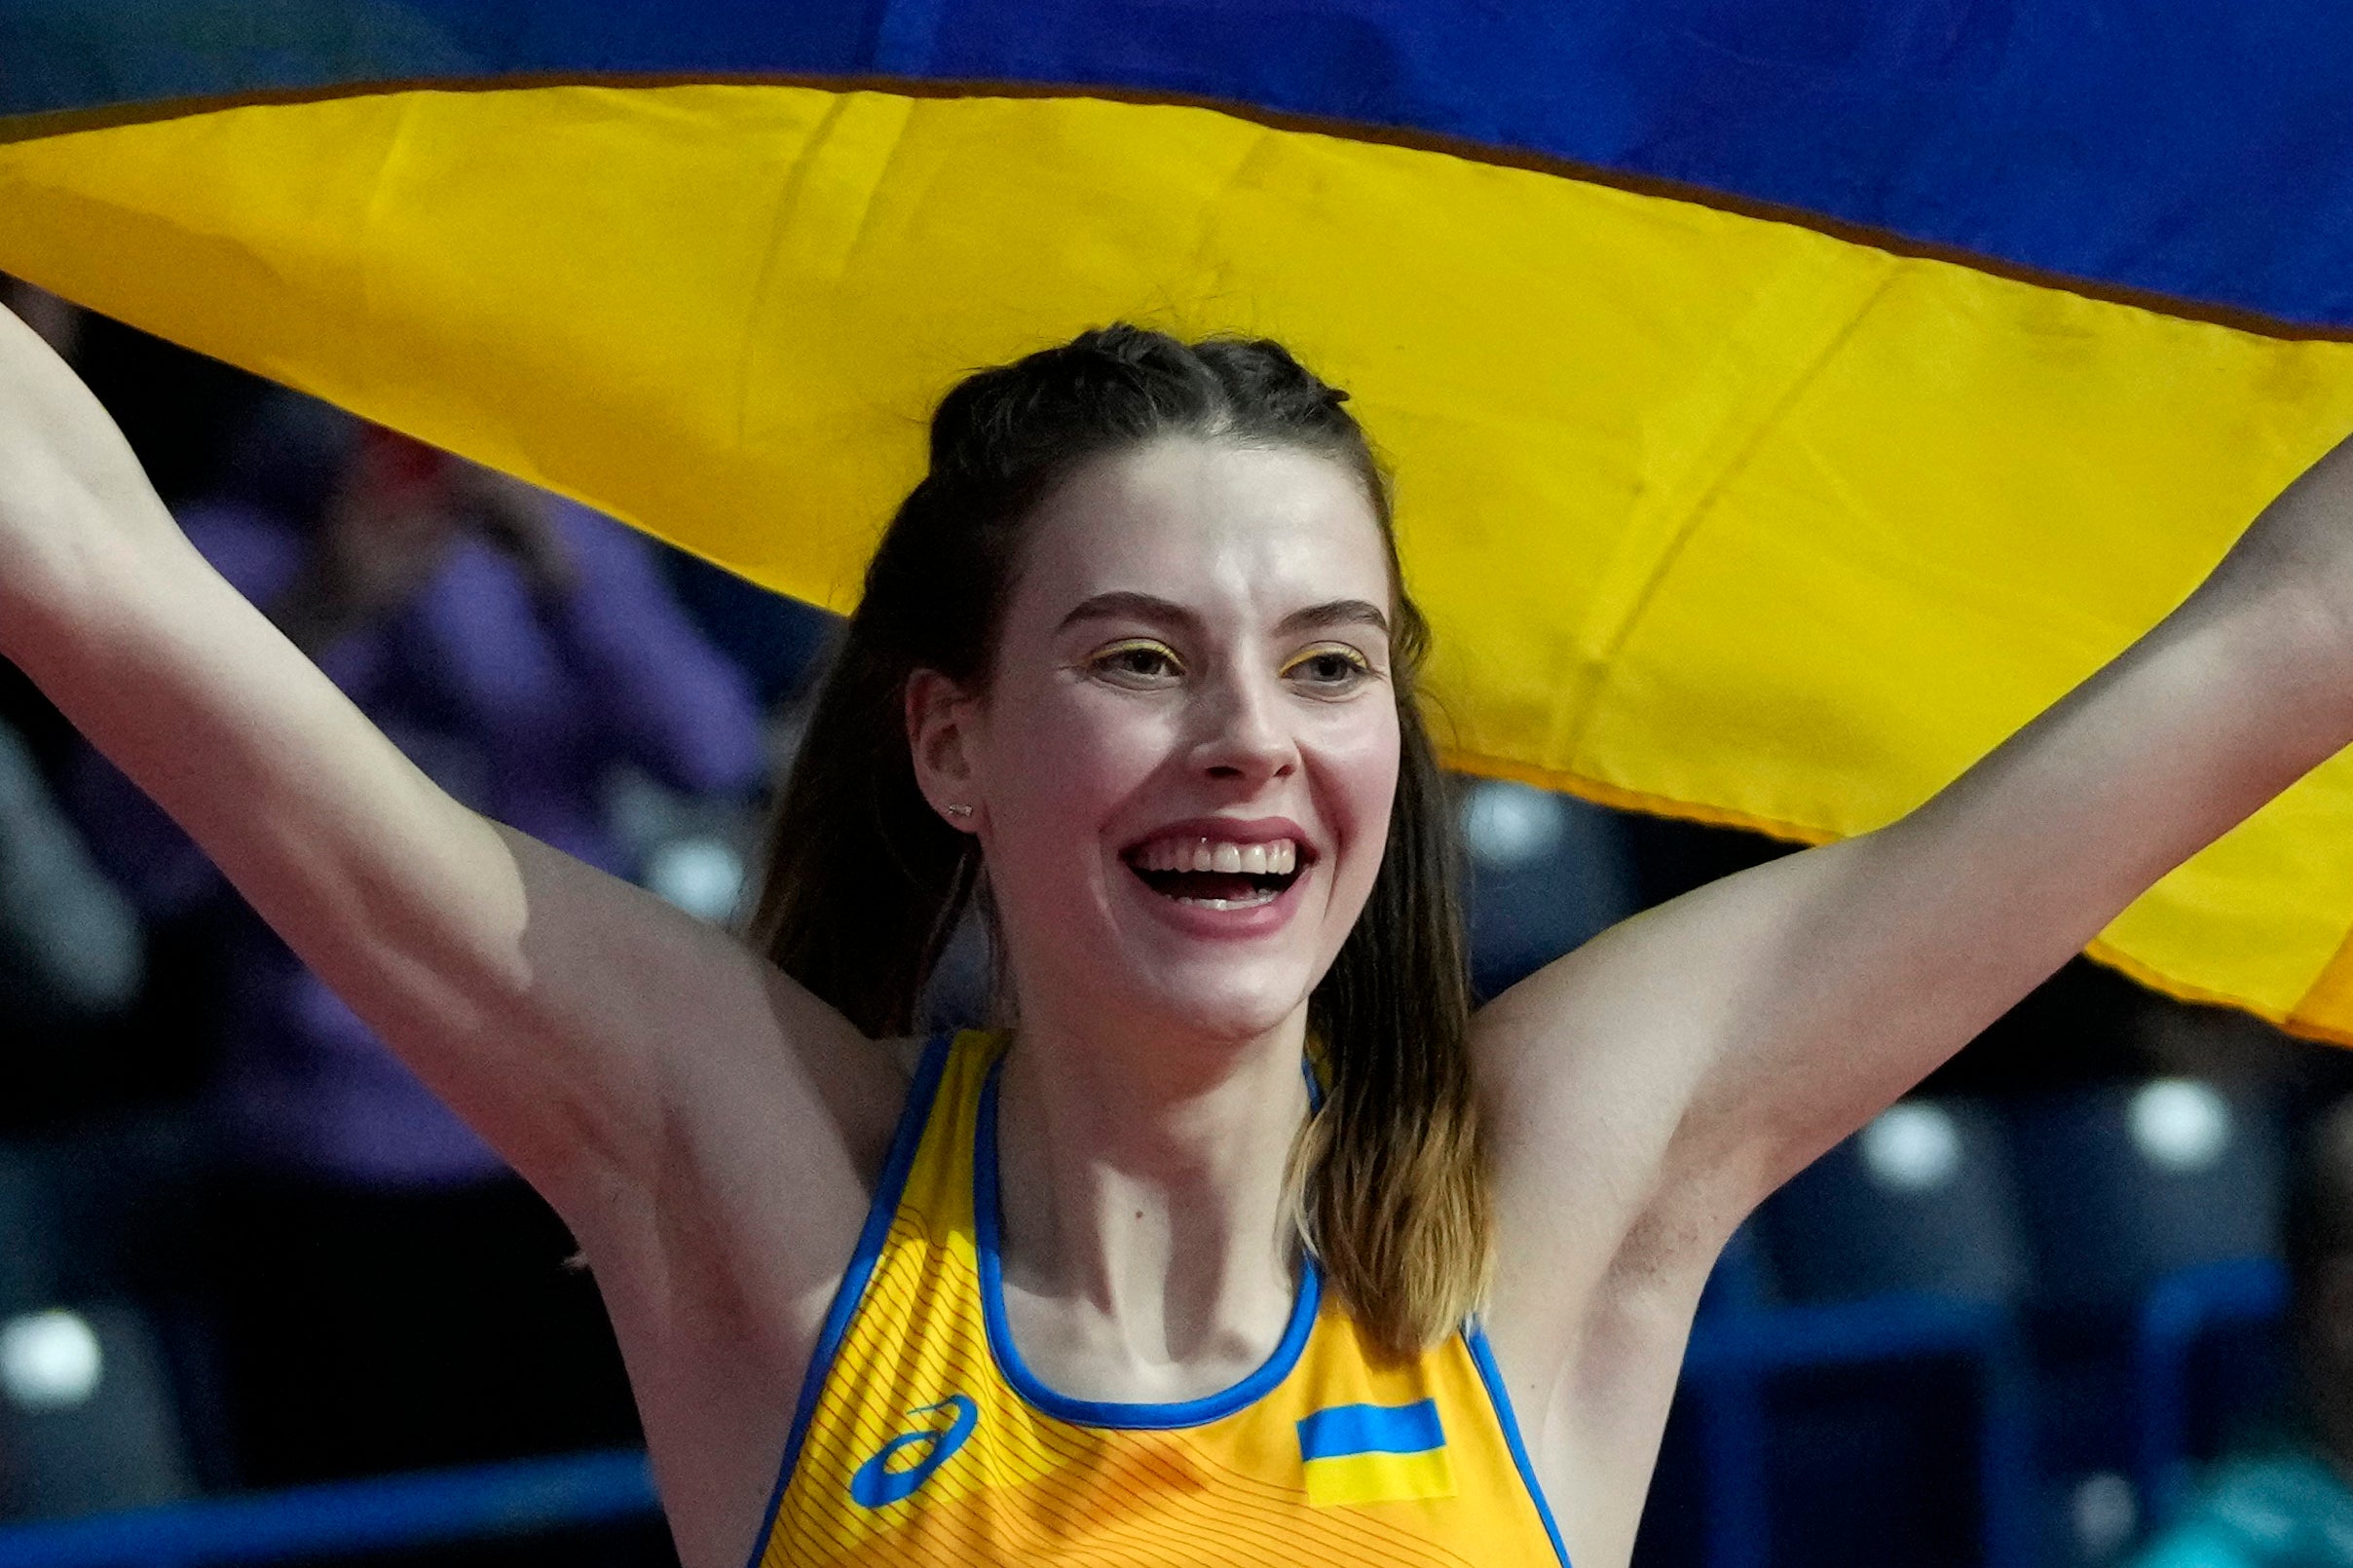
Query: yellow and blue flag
5,4,2353,1038
1297,1400,1456,1508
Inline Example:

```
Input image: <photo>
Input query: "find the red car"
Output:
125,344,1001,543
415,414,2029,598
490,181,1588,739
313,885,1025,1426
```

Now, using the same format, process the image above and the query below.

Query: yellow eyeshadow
1284,644,1371,675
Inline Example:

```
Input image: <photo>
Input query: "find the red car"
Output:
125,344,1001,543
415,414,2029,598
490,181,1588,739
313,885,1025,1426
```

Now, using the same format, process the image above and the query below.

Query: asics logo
848,1395,979,1509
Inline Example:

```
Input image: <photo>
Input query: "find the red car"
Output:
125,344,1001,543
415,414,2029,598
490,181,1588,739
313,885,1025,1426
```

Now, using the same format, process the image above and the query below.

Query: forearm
14,538,706,1207
2176,425,2353,715
1700,589,2353,1183
47,554,564,1130
0,308,865,1257
13,543,529,1026
1602,456,2353,1213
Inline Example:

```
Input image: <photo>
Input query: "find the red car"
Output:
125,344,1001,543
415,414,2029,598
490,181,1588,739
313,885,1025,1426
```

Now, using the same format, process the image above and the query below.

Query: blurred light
2130,1079,2231,1173
1460,781,1567,871
2072,1471,2138,1561
1858,1102,1961,1192
646,837,745,924
0,1309,103,1411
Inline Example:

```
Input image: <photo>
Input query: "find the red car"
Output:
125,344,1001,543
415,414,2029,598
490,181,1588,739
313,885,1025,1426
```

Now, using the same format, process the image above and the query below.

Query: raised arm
0,304,900,1325
1477,429,2353,1378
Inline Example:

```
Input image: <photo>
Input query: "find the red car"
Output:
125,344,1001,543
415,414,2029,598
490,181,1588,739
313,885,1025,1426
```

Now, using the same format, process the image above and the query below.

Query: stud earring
945,803,974,818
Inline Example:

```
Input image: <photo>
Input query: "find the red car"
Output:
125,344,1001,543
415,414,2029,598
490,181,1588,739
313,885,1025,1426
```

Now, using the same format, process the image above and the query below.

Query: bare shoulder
583,923,915,1309
564,931,925,1568
1469,933,1760,1568
1469,898,1746,1277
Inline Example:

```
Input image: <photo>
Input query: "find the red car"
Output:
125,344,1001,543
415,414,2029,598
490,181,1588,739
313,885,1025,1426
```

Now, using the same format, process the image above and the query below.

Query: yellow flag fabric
4,84,2353,1035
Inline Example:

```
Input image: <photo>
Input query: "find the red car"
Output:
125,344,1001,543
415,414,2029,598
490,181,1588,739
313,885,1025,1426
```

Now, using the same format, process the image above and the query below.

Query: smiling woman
735,326,1550,1563
744,325,1489,1332
11,281,2353,1567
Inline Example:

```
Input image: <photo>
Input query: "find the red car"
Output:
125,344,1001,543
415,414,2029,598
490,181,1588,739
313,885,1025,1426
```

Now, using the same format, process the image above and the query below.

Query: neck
990,1001,1313,1399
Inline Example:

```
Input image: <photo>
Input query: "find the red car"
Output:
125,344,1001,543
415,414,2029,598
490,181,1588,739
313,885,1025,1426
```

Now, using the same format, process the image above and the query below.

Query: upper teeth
1133,837,1299,876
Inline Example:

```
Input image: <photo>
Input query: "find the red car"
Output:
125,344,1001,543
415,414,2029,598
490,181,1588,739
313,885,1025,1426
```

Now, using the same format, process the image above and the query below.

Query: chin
1010,895,1334,1048
1123,965,1315,1047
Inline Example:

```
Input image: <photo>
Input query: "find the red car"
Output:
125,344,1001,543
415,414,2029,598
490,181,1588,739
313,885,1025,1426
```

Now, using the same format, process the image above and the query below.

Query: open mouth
1121,835,1310,912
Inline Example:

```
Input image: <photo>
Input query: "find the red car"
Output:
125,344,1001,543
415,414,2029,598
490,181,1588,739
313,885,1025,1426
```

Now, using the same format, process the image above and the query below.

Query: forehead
1010,437,1391,628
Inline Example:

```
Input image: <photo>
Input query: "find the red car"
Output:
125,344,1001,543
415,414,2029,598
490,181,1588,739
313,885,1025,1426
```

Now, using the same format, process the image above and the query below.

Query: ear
905,667,985,832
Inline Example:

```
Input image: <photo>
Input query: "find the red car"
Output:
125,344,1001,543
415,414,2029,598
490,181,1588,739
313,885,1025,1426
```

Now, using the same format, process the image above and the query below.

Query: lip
1115,815,1320,943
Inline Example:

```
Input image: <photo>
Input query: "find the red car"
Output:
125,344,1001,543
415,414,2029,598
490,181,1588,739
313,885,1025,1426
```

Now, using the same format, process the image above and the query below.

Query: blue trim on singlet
1464,1321,1572,1568
742,1030,953,1568
972,1051,1324,1431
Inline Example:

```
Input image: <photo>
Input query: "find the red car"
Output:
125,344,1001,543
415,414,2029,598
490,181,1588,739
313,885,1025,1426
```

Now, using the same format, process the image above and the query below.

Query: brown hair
744,324,1491,1354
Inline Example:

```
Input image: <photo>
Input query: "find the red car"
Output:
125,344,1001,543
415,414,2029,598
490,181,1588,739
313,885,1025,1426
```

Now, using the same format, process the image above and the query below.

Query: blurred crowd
6,281,2353,1567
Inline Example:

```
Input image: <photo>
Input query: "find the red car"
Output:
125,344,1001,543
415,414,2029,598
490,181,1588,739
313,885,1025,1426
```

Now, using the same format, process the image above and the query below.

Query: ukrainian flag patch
1296,1399,1457,1506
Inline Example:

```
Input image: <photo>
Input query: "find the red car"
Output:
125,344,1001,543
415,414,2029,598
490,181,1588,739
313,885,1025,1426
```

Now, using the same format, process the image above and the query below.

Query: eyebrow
1055,591,1391,640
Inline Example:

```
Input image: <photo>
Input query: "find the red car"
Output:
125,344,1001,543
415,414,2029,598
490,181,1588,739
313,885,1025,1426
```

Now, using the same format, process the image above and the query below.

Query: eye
1284,644,1373,689
1091,639,1183,684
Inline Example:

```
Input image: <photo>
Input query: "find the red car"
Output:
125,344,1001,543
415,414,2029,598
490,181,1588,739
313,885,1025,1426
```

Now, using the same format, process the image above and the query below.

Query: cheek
1313,711,1404,894
1006,691,1169,807
982,688,1172,878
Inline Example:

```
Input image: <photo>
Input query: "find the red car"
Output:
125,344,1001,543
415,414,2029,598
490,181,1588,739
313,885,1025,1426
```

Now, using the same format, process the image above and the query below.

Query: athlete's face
913,436,1401,1049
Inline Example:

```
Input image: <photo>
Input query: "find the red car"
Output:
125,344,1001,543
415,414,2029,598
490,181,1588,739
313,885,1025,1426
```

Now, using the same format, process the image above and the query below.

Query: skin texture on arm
1476,429,2353,1563
0,305,902,1567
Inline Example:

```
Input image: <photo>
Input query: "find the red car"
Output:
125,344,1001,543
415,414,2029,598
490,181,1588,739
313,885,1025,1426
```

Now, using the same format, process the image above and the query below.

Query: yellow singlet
749,1028,1569,1566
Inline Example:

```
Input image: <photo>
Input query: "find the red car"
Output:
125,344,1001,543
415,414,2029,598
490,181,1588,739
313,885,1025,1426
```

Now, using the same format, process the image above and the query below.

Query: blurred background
1,283,2347,1568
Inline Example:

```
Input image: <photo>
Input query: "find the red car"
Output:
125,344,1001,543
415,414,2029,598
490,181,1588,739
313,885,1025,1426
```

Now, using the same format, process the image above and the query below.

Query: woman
3,311,2349,1568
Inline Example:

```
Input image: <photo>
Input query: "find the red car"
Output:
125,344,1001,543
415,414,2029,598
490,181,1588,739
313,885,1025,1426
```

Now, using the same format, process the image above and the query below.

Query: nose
1191,663,1298,785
